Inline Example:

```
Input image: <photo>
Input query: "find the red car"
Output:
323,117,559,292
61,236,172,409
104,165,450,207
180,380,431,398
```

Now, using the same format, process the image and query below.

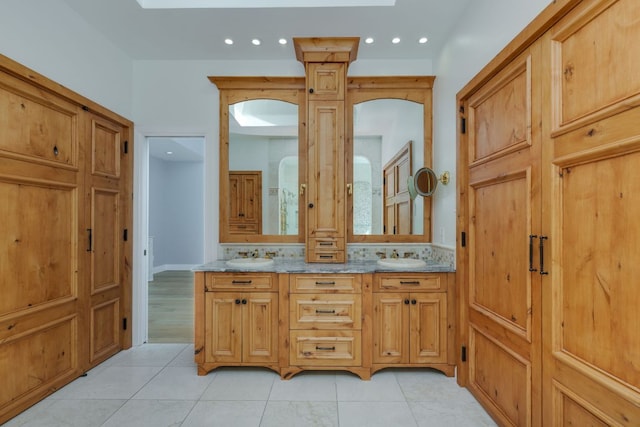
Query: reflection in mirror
353,99,424,236
228,99,299,235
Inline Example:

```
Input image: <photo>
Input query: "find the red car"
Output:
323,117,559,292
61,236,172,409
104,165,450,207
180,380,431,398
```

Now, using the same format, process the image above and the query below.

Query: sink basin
376,258,427,269
226,257,275,269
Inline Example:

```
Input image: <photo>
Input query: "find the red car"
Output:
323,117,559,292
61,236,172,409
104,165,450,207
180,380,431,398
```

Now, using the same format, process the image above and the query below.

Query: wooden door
373,293,409,364
205,292,242,363
463,43,543,427
383,142,412,235
229,171,262,235
242,292,278,363
543,1,640,424
410,293,447,364
0,69,83,422
83,113,129,369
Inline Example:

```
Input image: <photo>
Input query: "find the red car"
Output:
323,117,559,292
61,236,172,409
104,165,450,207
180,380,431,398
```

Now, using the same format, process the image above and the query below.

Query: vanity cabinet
285,273,370,379
294,38,359,263
372,273,455,376
195,272,279,375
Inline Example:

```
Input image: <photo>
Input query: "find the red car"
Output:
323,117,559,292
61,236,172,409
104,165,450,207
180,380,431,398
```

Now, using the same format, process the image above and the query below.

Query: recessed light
224,38,233,45
252,38,261,46
364,37,374,44
279,38,287,45
418,37,428,44
166,151,173,155
392,37,401,44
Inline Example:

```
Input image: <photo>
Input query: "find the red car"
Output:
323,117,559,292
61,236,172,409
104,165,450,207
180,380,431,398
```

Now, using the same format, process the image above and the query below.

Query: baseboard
152,264,198,274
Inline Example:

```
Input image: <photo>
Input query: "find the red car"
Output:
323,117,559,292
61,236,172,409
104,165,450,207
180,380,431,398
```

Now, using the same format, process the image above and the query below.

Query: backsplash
219,243,455,269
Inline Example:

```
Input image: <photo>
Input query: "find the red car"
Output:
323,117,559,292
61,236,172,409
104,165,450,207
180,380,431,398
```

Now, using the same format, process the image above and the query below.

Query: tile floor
6,344,497,427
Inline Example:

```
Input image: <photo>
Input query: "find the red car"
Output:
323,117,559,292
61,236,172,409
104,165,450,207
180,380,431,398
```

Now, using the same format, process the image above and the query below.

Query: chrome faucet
390,249,399,259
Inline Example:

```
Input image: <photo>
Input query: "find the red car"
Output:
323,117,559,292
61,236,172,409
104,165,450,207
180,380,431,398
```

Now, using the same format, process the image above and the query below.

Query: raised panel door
242,293,278,363
205,292,242,363
372,293,408,364
464,43,543,426
410,293,447,364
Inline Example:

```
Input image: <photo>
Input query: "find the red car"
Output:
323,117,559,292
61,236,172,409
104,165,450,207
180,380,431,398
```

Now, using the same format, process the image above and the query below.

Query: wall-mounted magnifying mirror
408,167,450,199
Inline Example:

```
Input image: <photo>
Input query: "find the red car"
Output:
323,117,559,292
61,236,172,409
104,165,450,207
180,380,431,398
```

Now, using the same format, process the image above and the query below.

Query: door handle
539,236,549,275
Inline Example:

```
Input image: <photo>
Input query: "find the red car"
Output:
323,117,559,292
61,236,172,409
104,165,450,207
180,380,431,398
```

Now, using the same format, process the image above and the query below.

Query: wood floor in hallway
148,270,194,343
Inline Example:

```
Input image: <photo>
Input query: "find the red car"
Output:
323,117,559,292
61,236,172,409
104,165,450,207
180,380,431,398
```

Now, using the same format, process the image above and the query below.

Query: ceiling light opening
252,39,261,46
392,37,401,44
419,37,428,44
279,38,288,45
224,38,233,45
364,37,374,44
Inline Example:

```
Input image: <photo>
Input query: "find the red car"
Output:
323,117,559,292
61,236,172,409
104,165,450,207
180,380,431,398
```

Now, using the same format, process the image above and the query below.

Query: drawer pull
315,281,336,286
400,281,421,285
316,346,336,351
315,309,336,314
319,242,333,246
232,280,253,284
319,255,334,259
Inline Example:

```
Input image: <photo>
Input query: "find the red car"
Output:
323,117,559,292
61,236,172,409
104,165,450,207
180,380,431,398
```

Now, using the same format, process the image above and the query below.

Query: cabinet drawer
290,330,361,366
374,274,445,292
307,250,345,263
229,223,259,234
205,273,275,291
291,274,361,293
290,294,362,330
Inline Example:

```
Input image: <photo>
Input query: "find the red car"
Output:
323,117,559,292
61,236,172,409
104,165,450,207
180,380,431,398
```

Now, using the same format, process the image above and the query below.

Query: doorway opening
147,136,204,343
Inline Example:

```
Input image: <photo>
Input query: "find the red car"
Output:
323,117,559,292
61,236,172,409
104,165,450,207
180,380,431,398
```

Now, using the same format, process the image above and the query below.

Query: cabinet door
410,293,447,364
205,293,242,363
307,63,344,100
372,293,409,364
84,113,130,369
242,293,278,363
543,1,640,425
463,42,543,427
306,99,345,259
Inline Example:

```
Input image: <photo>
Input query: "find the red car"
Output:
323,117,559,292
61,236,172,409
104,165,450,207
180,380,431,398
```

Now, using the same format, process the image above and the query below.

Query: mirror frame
346,76,435,243
210,76,306,243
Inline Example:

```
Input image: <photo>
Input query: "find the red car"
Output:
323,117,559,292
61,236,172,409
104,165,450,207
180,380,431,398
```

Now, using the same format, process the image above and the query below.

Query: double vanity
193,257,455,380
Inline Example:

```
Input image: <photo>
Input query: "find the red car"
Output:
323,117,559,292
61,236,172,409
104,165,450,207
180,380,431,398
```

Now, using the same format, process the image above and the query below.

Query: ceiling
60,0,471,61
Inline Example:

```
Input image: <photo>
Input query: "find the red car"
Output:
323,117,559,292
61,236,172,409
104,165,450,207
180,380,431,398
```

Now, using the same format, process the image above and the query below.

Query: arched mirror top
346,76,435,243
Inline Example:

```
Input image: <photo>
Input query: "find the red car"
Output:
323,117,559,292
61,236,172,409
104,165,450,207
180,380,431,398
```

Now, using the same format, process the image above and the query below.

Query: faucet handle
237,251,249,258
265,251,277,259
403,251,415,258
375,251,387,259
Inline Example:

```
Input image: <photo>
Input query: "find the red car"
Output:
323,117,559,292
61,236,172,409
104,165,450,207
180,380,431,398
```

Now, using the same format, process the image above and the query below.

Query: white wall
431,0,551,249
0,0,133,118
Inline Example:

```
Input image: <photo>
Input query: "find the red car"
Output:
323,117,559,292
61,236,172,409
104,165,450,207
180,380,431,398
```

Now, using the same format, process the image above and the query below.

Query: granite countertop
193,259,454,273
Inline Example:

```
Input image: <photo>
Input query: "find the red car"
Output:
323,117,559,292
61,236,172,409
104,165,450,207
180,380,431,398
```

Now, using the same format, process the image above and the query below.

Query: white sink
377,258,427,269
226,257,274,269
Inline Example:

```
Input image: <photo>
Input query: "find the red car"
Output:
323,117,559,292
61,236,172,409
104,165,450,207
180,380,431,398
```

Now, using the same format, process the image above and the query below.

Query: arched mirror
211,77,305,243
347,76,435,243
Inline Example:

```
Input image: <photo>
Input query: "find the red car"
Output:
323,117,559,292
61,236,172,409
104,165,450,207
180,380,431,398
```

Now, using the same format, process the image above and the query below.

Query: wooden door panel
470,174,531,337
551,0,640,131
0,178,76,314
205,293,241,362
373,293,408,364
411,293,447,363
91,118,120,178
0,74,78,168
307,63,344,100
555,151,640,395
470,326,531,427
307,101,344,237
469,55,531,162
0,316,77,411
243,293,278,362
90,298,120,363
91,188,119,293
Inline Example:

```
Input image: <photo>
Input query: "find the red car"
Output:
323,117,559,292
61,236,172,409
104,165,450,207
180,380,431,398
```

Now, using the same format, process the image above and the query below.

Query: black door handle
539,236,549,275
529,235,537,272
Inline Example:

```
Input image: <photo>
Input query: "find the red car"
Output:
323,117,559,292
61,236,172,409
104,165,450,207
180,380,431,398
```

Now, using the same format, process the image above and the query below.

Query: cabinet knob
404,299,410,305
241,299,247,305
308,203,314,208
411,299,417,305
309,88,314,94
235,299,241,305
